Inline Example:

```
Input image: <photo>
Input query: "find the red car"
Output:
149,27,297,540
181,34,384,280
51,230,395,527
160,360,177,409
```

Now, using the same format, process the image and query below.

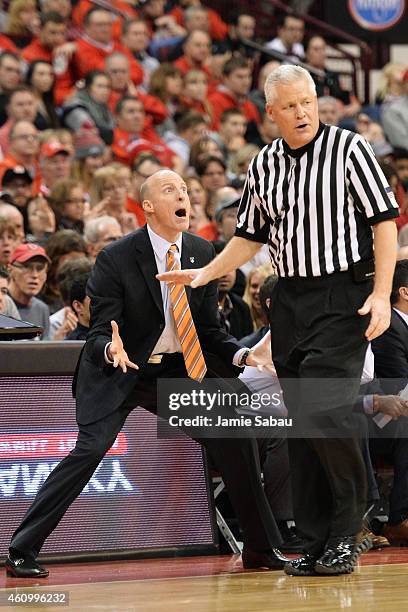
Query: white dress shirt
105,224,246,366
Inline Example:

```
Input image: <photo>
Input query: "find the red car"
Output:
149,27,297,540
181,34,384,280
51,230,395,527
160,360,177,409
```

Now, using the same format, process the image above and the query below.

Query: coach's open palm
108,321,139,373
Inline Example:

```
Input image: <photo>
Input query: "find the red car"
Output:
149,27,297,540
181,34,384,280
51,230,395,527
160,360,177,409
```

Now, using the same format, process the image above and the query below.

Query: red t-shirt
208,88,261,130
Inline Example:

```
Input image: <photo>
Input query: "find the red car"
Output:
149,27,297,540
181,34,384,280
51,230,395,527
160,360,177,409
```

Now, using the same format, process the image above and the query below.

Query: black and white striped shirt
235,123,399,277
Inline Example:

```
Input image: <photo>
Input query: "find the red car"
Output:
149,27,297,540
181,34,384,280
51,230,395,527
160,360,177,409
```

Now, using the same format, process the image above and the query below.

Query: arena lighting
0,343,217,563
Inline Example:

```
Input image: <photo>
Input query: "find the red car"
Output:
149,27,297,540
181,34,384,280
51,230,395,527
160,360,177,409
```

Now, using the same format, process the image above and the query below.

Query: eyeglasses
12,262,47,274
0,287,8,295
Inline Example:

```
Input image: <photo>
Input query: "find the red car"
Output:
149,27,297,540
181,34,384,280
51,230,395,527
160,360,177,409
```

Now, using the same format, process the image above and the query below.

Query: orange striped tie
166,244,207,382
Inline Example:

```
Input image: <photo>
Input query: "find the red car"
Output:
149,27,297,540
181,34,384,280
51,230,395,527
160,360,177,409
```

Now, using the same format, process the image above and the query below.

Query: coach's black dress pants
270,271,372,556
10,354,282,559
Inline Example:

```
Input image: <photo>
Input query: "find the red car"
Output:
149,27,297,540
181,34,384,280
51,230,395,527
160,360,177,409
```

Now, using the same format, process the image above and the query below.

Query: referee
158,65,399,576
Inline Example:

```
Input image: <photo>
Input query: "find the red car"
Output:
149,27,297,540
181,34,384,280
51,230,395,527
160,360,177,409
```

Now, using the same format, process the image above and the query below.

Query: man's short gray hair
84,216,121,244
264,65,316,104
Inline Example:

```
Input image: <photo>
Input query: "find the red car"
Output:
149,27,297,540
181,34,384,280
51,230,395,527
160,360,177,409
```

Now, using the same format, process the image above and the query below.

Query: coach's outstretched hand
107,321,139,373
157,267,213,288
245,331,276,375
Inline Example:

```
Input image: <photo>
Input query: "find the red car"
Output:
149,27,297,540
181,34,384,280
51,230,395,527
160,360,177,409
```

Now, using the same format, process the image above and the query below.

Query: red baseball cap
10,243,51,265
40,141,71,159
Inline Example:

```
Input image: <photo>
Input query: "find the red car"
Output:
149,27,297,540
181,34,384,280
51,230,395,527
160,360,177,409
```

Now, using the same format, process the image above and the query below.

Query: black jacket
73,226,244,425
372,309,408,394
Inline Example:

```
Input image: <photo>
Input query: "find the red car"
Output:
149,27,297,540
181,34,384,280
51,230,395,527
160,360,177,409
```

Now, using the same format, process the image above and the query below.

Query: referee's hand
358,294,391,341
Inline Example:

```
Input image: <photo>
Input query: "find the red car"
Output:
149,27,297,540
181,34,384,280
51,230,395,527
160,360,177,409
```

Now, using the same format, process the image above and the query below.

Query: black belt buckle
351,259,375,283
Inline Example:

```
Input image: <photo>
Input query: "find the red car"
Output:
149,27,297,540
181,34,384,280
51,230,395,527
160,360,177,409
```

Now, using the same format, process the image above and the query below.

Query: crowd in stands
0,0,408,549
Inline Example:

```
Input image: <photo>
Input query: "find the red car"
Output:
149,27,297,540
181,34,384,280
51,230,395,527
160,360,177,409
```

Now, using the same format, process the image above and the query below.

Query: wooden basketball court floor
1,548,408,612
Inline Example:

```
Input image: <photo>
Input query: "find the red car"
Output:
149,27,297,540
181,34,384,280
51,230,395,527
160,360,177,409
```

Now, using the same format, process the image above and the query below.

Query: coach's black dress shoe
5,554,49,578
314,536,358,575
242,547,289,569
284,553,319,576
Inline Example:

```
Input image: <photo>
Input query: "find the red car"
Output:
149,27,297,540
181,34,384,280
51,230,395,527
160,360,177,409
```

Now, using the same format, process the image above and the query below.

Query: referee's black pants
270,271,372,556
9,354,282,559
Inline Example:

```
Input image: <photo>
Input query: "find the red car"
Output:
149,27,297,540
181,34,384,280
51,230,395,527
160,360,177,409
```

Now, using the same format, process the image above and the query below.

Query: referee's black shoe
242,547,289,569
314,536,359,575
5,553,49,578
284,553,319,576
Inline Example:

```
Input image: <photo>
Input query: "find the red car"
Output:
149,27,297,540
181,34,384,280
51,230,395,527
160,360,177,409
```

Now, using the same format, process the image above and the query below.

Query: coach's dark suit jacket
372,309,408,395
73,226,243,425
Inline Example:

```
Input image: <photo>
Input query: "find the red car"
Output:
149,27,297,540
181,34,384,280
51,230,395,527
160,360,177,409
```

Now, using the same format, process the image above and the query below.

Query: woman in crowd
185,175,215,238
72,128,107,196
375,62,406,106
229,144,261,183
62,71,115,145
48,179,86,234
89,165,138,236
149,64,183,135
181,69,212,123
26,60,59,130
189,136,224,173
243,263,274,331
195,156,228,218
5,0,40,42
0,217,18,266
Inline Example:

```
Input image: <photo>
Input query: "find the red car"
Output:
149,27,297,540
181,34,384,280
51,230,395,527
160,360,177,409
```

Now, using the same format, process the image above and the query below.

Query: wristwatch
238,348,251,367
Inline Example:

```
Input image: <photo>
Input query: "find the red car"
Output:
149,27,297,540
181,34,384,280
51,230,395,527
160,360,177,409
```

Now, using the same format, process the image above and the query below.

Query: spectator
39,140,72,194
214,191,240,242
128,153,162,225
181,69,212,121
305,35,361,120
174,30,212,79
43,229,88,313
48,178,85,233
189,135,225,172
8,243,50,339
65,272,91,340
249,60,281,118
149,63,183,131
246,110,281,149
0,201,25,243
215,108,247,163
112,96,178,169
21,11,67,65
318,96,340,126
0,265,21,319
195,156,228,206
375,62,406,106
5,0,40,42
265,14,305,61
0,121,39,191
185,175,211,233
89,165,138,235
84,215,123,261
72,127,107,194
54,7,143,105
213,240,253,340
229,144,261,182
0,52,22,126
241,275,279,347
26,194,56,244
394,148,408,194
169,0,227,41
164,110,207,170
381,69,408,150
2,165,33,230
50,255,93,340
26,61,59,130
105,51,168,126
0,86,38,154
63,70,114,145
0,216,18,266
41,0,71,20
121,19,160,91
208,56,260,130
243,263,274,331
366,122,393,159
225,11,256,60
